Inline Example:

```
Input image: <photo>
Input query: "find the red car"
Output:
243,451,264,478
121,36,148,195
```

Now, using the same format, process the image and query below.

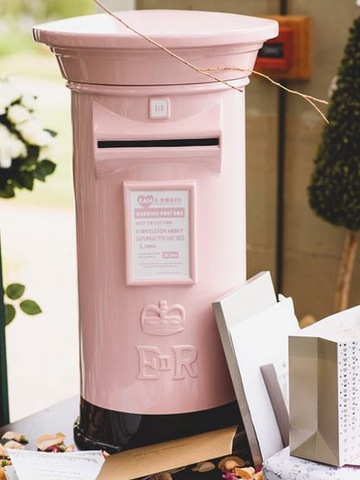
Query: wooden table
0,397,79,450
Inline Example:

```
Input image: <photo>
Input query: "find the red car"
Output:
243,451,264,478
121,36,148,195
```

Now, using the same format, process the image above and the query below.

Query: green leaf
26,145,40,162
5,283,25,300
34,160,56,181
20,299,42,315
44,129,57,137
15,170,34,191
0,183,15,198
5,304,16,326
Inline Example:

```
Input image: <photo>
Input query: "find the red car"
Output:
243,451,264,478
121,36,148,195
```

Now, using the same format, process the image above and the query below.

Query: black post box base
74,397,242,453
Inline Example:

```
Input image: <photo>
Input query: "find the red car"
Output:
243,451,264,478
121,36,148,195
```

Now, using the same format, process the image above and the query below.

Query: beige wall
137,0,360,319
283,0,360,319
138,0,281,288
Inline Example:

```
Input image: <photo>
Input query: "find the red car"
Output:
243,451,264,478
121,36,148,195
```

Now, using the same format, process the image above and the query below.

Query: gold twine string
94,0,329,123
200,66,329,124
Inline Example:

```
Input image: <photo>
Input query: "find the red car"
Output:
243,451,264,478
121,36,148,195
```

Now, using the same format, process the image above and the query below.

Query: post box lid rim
33,9,278,50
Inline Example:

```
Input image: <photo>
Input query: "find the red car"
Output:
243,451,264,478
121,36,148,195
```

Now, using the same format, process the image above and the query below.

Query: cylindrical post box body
33,10,278,451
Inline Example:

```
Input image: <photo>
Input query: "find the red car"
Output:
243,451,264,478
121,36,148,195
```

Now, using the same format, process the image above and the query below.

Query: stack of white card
6,449,105,480
213,272,300,465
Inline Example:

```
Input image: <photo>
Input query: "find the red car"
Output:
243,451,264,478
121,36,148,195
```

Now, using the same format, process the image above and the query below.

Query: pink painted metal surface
33,11,278,415
33,10,278,85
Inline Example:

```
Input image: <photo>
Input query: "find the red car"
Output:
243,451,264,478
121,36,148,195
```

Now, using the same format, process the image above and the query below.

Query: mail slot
33,10,278,452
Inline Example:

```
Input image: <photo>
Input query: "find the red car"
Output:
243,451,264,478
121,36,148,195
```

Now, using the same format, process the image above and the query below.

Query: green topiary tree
308,15,360,313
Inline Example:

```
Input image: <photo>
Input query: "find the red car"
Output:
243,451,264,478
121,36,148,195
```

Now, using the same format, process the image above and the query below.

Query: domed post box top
33,10,278,86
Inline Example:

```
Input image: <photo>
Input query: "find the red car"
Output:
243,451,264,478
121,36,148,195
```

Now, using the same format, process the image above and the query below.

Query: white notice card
7,450,105,480
129,189,190,281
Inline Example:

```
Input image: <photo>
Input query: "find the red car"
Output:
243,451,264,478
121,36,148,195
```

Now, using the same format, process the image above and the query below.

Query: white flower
0,79,21,115
0,154,12,168
0,135,27,167
39,140,58,162
0,124,27,168
8,134,27,159
7,104,31,124
17,119,52,147
0,124,12,168
0,123,10,142
21,93,36,111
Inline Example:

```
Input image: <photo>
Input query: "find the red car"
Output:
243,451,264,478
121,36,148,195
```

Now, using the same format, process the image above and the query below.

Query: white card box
290,305,360,467
213,272,300,464
263,446,360,480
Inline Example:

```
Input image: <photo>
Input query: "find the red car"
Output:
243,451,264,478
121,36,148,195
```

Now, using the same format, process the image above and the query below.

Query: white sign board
124,181,196,285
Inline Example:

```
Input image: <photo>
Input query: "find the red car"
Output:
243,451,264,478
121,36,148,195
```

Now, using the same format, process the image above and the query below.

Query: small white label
150,98,169,119
130,189,190,280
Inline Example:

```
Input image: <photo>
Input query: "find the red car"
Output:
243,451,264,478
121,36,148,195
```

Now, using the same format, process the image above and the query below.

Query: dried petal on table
222,471,238,480
1,432,28,445
253,471,263,480
218,456,245,471
192,461,216,472
36,433,66,451
149,473,172,480
168,467,185,474
233,466,255,479
0,445,7,459
2,441,25,451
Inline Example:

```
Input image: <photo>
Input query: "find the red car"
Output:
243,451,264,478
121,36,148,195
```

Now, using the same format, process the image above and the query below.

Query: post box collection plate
33,10,278,452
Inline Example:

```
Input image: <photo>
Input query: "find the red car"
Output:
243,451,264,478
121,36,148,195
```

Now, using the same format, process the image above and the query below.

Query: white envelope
7,449,105,480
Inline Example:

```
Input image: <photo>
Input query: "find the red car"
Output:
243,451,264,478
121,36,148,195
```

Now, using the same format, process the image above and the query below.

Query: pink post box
33,10,278,451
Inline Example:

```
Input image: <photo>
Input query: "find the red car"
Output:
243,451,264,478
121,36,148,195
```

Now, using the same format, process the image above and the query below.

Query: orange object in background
255,16,312,80
256,27,294,71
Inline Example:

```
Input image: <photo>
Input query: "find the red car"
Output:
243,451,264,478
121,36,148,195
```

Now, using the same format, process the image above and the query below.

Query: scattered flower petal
0,445,7,458
192,461,215,472
253,471,263,480
218,456,245,471
149,473,172,480
36,433,66,452
1,432,28,445
233,466,255,479
222,471,238,480
3,441,25,451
